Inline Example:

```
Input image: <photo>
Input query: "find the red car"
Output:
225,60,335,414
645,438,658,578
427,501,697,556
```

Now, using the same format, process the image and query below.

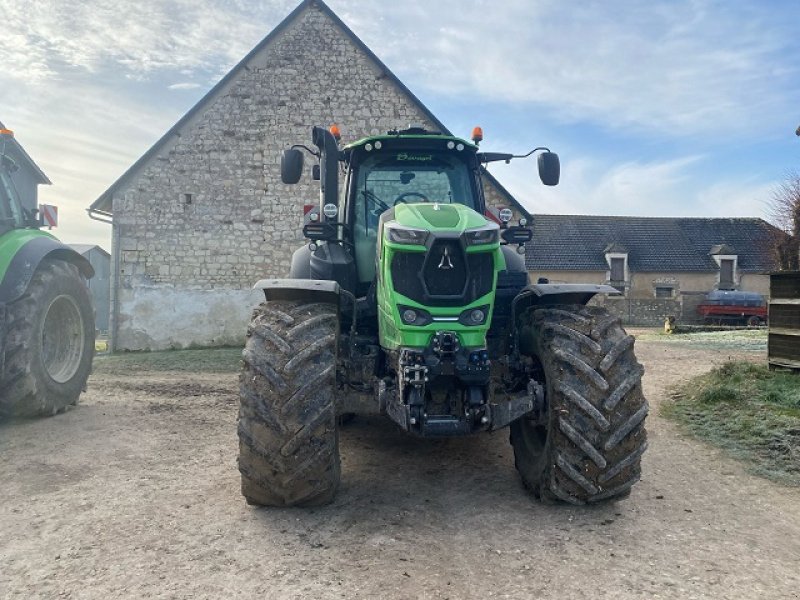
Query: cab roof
343,127,478,152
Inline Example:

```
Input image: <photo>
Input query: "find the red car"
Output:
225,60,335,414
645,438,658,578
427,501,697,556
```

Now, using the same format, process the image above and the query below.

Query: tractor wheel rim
41,294,85,384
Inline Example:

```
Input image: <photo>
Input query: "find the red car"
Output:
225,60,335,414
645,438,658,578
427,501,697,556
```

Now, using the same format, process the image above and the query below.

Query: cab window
350,151,478,284
0,171,24,231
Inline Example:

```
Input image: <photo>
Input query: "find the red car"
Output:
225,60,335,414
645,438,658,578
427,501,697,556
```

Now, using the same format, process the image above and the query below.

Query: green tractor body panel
376,202,504,351
0,228,58,285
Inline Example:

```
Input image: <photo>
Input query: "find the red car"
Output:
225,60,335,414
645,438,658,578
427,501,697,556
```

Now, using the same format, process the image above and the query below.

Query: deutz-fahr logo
437,246,454,270
397,152,433,161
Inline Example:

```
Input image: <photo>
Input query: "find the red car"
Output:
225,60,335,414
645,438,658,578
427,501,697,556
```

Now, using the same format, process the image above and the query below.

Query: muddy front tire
0,260,94,419
238,300,340,507
511,305,648,504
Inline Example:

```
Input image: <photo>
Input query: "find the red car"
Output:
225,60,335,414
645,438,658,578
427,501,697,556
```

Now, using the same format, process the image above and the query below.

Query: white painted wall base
115,285,264,351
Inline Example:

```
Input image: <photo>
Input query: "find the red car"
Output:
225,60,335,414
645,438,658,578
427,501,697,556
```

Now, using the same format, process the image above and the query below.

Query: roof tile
525,215,780,273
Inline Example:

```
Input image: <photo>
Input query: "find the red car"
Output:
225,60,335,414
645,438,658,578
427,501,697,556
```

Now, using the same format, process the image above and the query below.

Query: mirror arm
291,144,320,158
478,147,551,164
510,146,551,159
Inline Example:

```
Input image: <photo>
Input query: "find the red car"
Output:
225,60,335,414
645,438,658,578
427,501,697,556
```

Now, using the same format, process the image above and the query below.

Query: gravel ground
1,332,798,599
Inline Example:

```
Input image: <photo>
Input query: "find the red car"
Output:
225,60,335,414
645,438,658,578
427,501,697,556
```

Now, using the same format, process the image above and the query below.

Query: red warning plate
39,204,58,227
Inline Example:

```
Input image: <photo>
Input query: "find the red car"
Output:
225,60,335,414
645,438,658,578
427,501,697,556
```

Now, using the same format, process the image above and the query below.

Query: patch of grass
93,347,243,375
663,361,800,486
635,329,767,352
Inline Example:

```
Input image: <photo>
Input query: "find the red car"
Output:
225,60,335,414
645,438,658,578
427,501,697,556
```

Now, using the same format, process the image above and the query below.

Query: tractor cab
341,131,485,290
0,154,26,235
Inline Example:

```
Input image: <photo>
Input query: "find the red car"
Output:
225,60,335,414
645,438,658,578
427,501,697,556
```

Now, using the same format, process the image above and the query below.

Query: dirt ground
1,332,799,599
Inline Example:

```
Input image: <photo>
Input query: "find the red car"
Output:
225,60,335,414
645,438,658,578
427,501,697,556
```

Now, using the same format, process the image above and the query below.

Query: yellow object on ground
664,316,676,334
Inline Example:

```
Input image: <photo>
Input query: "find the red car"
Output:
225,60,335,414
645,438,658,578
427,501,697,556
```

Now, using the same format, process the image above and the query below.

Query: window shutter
720,259,735,289
610,258,625,282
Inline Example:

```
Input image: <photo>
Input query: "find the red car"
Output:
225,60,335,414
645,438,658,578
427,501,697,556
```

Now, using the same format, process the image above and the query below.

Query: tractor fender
253,278,341,305
0,236,94,305
511,283,620,321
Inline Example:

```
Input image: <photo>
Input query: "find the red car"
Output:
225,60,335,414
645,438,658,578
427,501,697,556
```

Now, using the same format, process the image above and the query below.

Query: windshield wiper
362,189,389,212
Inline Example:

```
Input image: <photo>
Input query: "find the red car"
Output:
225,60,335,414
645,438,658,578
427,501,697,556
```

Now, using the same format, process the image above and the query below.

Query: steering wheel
394,192,430,205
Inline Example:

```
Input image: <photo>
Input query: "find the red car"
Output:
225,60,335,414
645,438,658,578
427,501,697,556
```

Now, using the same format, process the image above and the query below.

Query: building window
605,249,629,295
710,247,738,291
609,257,625,293
719,259,735,290
655,286,674,299
610,258,625,282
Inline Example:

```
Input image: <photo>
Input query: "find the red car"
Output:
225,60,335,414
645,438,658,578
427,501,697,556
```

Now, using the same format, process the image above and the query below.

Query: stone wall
593,296,682,327
679,291,707,324
535,269,771,326
111,3,518,350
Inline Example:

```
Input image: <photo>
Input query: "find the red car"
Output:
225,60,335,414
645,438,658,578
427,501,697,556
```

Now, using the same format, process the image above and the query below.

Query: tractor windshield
0,169,24,233
350,151,480,284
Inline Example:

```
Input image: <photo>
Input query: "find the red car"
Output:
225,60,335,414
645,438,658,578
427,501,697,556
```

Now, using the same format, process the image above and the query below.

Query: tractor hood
389,202,489,233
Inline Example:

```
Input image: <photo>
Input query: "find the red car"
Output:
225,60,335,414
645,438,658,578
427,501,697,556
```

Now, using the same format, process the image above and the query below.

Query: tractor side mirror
281,148,304,184
538,152,560,186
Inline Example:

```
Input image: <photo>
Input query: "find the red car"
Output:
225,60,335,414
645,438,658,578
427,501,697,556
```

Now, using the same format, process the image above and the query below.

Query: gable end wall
110,4,515,350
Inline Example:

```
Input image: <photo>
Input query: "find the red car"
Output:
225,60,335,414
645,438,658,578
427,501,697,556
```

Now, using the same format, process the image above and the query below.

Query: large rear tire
511,305,648,504
238,300,341,507
0,259,94,419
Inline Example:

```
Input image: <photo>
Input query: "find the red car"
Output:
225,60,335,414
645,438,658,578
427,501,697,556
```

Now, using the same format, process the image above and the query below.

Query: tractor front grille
424,240,467,296
391,252,426,302
391,242,494,307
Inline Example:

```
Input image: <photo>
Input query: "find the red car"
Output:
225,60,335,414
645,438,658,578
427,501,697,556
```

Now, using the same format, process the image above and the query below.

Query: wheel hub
41,294,86,383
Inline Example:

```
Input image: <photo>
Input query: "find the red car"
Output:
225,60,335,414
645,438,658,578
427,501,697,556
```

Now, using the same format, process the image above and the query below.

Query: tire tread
511,304,648,504
237,300,340,507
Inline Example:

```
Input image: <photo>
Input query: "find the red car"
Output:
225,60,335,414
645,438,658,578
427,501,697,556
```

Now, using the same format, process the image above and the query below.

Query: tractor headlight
398,305,432,326
458,305,489,326
386,225,428,246
323,203,338,219
465,224,499,246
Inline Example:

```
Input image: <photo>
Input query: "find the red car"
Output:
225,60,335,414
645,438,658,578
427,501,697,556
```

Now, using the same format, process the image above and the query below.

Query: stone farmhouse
525,215,780,325
89,0,527,351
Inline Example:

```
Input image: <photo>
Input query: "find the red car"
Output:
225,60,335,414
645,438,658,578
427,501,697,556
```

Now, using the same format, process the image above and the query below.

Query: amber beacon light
329,124,341,141
471,126,483,144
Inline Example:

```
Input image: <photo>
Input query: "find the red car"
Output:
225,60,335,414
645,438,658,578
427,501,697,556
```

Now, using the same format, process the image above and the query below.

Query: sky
1,0,799,249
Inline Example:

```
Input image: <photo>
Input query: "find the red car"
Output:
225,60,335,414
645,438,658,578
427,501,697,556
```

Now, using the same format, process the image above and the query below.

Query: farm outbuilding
68,244,111,333
526,215,781,326
87,0,526,351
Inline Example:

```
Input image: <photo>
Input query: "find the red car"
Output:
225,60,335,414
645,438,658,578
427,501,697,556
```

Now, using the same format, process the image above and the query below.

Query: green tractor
238,126,647,506
0,128,95,418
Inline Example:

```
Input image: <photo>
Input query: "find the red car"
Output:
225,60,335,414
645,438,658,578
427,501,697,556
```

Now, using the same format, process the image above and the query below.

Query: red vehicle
696,290,767,326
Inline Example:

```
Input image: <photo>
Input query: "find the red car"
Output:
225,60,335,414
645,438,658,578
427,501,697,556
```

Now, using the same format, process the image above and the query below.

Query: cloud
338,0,800,139
1,76,177,247
4,0,796,139
0,0,295,84
485,152,774,219
168,83,203,91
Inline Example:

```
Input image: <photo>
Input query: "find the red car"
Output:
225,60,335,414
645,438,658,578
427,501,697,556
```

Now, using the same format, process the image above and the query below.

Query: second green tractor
238,126,648,506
